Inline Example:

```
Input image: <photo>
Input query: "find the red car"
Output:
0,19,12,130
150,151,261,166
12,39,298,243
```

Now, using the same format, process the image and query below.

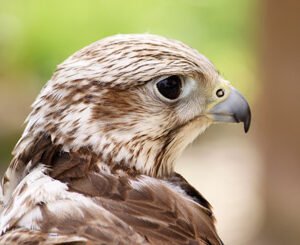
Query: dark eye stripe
156,76,182,100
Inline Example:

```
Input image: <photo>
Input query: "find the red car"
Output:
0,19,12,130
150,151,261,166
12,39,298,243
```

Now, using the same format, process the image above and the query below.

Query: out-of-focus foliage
0,0,256,163
0,0,256,87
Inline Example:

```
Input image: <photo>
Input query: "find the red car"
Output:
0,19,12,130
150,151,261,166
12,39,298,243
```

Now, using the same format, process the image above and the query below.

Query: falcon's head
17,34,251,177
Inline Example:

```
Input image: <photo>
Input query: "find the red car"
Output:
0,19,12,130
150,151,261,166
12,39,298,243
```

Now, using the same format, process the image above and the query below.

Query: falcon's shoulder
0,134,222,244
167,172,214,215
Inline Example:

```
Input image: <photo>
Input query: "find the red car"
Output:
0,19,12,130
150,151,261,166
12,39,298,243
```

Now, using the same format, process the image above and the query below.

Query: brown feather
0,34,225,244
4,138,222,244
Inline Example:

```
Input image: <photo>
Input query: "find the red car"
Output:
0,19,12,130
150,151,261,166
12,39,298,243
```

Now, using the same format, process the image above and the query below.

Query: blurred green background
0,0,256,83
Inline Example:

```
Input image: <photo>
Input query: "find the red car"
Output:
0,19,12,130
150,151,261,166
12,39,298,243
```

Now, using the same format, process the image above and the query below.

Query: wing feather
0,137,222,244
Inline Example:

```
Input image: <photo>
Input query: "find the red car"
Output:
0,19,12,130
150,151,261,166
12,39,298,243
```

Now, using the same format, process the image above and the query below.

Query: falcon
0,34,251,244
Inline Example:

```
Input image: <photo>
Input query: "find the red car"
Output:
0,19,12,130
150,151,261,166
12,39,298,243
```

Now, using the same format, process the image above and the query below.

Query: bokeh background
0,1,299,244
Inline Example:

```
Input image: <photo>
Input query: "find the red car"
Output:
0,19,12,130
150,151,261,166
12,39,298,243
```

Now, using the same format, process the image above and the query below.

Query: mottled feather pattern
0,34,224,244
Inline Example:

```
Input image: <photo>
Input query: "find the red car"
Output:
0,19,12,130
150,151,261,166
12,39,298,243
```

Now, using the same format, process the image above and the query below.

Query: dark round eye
156,76,182,100
216,88,225,98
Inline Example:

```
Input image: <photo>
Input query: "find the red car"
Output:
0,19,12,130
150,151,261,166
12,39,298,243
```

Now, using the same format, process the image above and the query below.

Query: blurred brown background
0,1,299,244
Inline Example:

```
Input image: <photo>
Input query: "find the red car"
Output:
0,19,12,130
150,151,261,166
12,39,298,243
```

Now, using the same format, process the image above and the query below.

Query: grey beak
208,87,251,133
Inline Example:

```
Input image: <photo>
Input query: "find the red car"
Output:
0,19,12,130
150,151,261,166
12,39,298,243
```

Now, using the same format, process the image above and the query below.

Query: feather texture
0,34,225,244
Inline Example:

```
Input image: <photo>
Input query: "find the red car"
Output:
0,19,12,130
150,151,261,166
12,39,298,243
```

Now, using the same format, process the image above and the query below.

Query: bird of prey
0,34,251,244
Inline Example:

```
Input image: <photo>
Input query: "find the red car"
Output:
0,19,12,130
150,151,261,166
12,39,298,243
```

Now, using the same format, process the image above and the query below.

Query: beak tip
243,108,251,133
244,123,250,133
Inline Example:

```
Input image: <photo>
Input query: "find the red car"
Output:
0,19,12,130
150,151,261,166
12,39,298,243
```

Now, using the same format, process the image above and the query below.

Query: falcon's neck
2,113,210,205
5,131,176,182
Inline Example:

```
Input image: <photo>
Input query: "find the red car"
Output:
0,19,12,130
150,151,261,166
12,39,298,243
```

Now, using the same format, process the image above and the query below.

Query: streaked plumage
0,34,251,244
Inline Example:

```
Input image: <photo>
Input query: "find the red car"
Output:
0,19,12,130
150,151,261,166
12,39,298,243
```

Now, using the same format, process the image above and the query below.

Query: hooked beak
207,87,251,133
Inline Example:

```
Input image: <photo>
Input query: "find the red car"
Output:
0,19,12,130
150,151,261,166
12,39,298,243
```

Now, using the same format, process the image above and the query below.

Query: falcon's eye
156,76,182,100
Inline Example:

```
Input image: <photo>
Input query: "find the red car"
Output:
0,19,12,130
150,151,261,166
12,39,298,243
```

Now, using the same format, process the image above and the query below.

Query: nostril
216,88,225,98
